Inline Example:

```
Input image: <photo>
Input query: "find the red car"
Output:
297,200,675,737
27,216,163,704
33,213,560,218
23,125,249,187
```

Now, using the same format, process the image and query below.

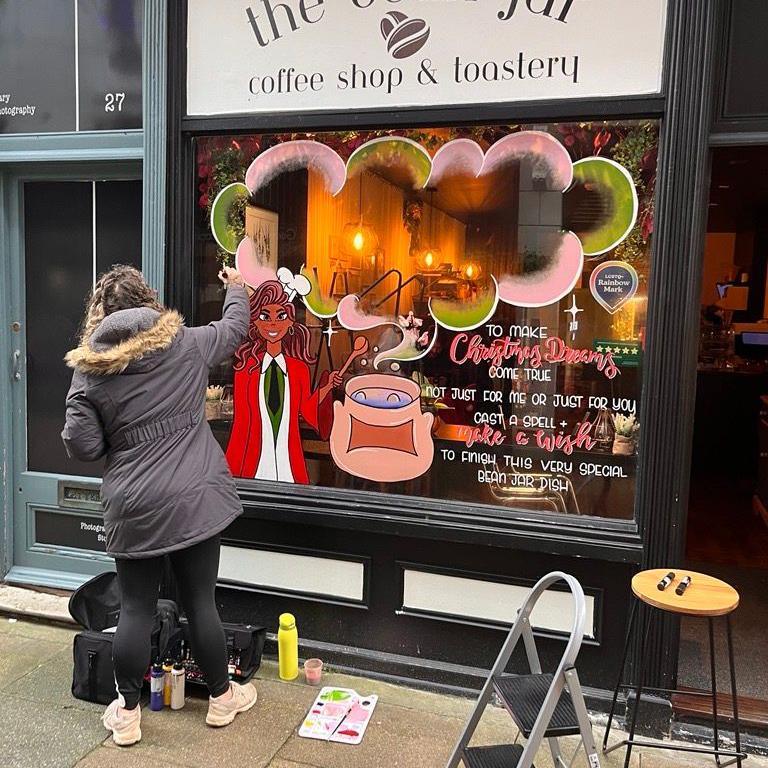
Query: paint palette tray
299,686,378,745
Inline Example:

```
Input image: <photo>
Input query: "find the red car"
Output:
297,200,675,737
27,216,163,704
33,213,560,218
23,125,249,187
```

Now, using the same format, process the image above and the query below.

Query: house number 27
104,93,126,112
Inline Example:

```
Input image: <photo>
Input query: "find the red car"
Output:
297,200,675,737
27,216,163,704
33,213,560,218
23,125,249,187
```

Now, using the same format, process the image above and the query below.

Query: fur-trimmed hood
65,308,183,376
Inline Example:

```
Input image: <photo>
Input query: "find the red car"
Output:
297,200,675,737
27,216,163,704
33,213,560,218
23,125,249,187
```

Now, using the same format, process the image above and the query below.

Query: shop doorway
3,166,141,586
678,146,768,725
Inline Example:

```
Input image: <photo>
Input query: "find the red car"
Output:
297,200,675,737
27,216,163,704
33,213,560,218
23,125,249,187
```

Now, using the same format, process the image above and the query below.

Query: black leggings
113,535,230,709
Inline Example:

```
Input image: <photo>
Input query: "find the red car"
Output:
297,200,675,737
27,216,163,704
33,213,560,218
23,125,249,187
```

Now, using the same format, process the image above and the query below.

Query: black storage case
68,571,265,704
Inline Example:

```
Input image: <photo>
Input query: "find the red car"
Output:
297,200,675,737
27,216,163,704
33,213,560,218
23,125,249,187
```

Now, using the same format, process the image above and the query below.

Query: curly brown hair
80,265,164,342
234,280,315,370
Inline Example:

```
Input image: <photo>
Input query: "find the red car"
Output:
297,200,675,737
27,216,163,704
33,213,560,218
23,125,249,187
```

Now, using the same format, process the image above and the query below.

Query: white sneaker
206,682,258,727
101,699,142,746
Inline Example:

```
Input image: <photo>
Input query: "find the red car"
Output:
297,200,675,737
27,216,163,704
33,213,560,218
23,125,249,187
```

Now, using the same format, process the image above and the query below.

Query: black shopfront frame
164,0,719,703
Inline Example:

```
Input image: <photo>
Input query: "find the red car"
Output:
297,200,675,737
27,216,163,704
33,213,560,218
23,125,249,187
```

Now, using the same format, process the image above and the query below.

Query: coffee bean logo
380,11,430,60
380,10,407,40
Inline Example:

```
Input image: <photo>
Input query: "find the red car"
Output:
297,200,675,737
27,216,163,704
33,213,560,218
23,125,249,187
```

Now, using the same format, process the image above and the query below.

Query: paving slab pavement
0,585,73,624
0,615,766,768
0,634,65,689
73,747,183,768
99,679,315,768
0,694,108,768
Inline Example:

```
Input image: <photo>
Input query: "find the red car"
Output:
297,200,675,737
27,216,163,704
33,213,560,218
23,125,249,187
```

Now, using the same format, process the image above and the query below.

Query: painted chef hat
277,267,311,302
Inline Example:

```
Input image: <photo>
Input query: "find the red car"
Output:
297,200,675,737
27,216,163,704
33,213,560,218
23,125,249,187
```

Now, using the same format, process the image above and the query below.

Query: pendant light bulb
462,261,481,280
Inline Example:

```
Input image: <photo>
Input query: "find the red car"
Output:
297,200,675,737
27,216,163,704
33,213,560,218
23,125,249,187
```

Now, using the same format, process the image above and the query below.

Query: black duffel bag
69,572,267,702
170,618,266,687
69,572,180,704
72,630,117,705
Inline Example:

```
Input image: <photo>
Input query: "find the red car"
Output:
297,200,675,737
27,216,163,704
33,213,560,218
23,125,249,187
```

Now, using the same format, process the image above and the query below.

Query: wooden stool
604,569,745,767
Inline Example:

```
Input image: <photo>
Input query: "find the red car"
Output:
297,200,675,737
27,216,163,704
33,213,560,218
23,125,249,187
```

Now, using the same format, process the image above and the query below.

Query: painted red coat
225,354,332,484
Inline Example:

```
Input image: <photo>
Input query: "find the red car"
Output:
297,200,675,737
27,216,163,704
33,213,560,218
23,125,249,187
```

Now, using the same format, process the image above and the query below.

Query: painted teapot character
226,279,341,483
330,371,435,483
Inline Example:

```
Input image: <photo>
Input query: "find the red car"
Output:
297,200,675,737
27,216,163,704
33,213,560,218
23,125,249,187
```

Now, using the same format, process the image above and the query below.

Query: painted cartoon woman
226,280,341,483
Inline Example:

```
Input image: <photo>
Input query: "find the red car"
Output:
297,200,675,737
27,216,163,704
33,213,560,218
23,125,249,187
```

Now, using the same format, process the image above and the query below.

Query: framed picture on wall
245,205,279,271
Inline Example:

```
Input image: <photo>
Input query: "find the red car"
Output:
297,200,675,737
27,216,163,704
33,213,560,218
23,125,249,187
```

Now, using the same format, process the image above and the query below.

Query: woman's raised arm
188,267,250,368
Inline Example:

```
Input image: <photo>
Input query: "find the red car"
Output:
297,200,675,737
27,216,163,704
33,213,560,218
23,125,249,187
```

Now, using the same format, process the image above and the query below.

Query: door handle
12,349,21,381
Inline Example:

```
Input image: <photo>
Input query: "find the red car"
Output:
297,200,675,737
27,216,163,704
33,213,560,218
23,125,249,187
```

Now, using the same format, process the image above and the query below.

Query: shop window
194,122,658,520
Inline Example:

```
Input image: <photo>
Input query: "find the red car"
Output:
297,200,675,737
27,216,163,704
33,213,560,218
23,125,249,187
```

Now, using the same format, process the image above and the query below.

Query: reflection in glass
25,180,142,477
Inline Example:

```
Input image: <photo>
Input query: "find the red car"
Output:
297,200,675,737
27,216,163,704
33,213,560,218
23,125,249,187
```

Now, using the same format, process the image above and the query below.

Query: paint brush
326,697,357,742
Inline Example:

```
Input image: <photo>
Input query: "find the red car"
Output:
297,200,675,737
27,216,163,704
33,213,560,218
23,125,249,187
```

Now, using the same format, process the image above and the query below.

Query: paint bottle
150,664,165,711
278,613,299,681
163,659,173,707
656,572,675,591
675,575,692,596
170,663,185,710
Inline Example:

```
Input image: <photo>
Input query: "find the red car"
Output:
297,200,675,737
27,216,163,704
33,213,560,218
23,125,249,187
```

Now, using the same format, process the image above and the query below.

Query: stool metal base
604,738,744,768
603,599,747,767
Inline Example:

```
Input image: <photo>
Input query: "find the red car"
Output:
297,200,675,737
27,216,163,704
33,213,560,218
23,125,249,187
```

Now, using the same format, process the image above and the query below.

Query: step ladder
446,571,600,768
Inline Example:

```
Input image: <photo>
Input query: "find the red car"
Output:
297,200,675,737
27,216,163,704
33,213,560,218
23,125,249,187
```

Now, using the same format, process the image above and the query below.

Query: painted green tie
265,360,284,444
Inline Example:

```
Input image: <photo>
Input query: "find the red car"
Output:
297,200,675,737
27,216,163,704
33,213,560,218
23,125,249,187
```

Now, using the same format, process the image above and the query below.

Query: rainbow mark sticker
589,261,639,314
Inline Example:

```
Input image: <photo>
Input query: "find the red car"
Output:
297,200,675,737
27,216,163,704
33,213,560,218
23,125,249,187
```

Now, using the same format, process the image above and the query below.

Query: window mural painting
196,121,659,519
225,277,340,484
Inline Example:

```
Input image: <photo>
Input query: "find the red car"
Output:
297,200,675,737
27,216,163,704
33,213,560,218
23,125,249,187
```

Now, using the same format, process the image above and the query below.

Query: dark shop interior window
0,1,76,134
96,180,143,274
77,0,143,132
25,180,142,477
722,2,768,120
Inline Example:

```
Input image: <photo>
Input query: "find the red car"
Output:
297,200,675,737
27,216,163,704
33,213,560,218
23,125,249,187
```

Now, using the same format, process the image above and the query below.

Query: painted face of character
255,302,292,343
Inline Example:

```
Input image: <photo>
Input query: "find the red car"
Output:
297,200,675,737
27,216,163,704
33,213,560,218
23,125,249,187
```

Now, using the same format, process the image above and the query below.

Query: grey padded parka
61,285,249,559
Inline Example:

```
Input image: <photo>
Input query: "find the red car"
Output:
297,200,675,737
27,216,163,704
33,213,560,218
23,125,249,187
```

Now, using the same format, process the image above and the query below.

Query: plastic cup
304,658,323,685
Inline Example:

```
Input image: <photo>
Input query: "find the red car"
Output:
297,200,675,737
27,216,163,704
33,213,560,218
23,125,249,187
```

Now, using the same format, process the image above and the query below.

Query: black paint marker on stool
657,572,675,591
675,575,692,596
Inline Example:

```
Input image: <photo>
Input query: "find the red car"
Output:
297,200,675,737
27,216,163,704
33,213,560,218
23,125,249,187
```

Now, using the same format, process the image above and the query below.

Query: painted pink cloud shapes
429,131,573,190
429,132,581,309
237,132,628,322
235,236,277,288
245,140,346,197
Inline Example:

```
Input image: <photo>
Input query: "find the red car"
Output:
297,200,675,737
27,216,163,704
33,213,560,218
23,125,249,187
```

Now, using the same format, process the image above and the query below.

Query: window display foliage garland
197,137,262,263
609,124,657,272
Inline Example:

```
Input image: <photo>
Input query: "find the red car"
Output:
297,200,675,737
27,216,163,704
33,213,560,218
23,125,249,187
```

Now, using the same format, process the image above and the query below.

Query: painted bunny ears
210,131,639,330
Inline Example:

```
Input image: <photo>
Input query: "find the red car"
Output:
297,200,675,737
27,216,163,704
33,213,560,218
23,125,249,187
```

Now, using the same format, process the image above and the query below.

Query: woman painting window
226,279,341,483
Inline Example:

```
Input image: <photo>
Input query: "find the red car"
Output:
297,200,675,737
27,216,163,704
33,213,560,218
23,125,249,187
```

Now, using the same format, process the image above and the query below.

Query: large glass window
194,121,658,520
25,179,142,477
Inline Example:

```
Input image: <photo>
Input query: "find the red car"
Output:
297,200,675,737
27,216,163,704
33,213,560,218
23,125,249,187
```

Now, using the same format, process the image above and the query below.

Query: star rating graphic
564,295,583,335
596,343,640,358
323,322,338,346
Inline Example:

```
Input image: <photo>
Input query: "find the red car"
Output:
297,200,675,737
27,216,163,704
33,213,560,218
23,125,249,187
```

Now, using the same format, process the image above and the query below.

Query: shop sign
34,509,107,552
0,0,142,135
186,0,668,116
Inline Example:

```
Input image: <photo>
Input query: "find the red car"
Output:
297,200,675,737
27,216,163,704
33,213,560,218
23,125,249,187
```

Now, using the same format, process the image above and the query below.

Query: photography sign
0,0,143,135
186,0,668,116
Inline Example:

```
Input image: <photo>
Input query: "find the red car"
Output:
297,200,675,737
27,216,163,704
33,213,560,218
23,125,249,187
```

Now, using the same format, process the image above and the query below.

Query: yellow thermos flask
278,613,299,681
